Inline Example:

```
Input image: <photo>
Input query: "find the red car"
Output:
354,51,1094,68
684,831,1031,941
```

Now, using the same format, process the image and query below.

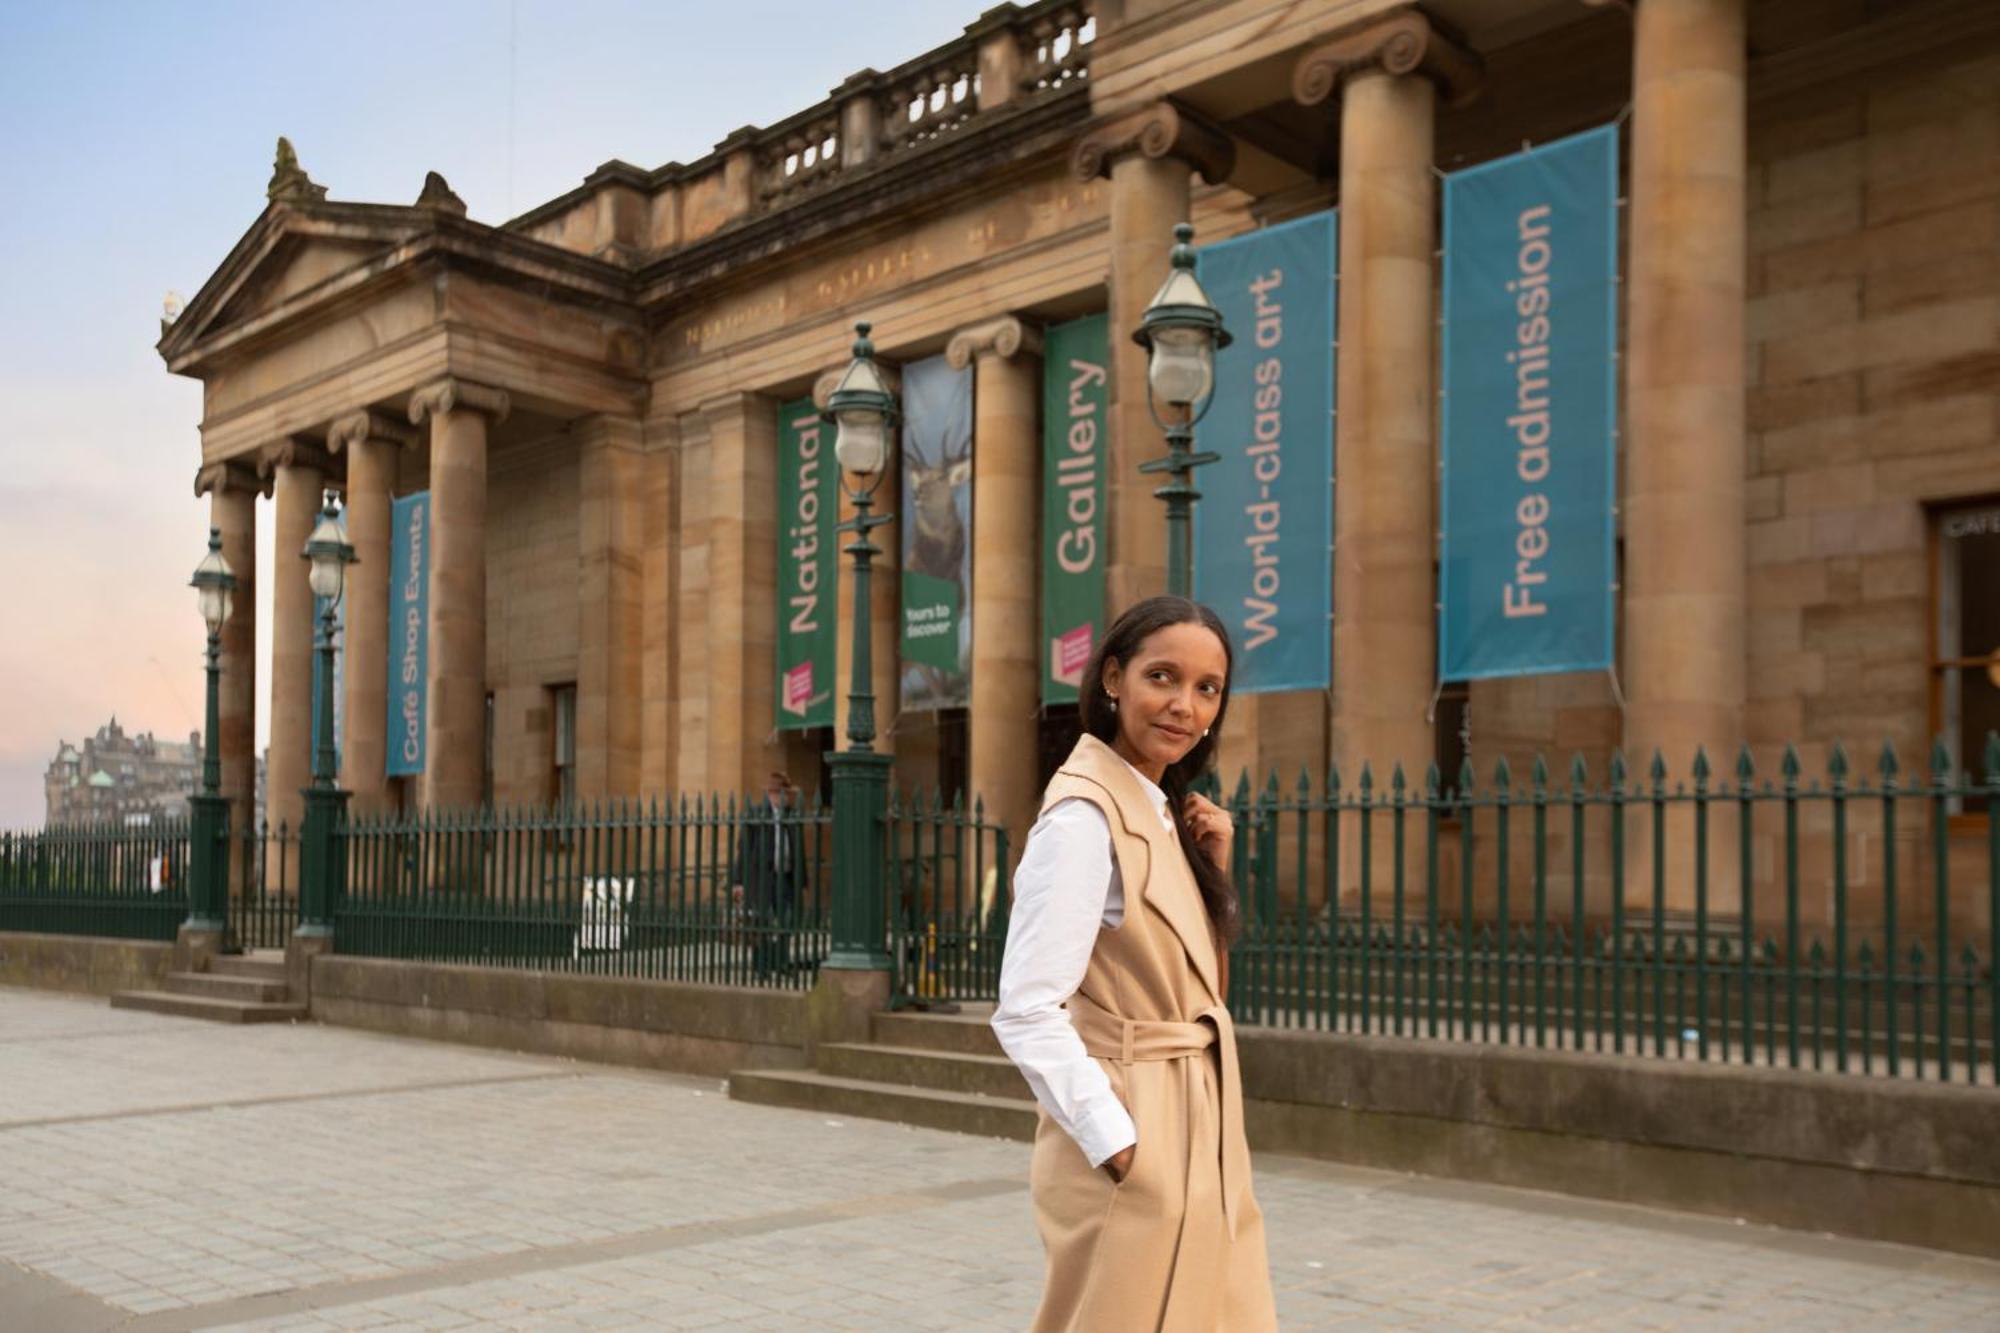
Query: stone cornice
327,409,420,454
256,437,334,478
1068,99,1235,185
1292,8,1484,110
408,378,511,426
945,315,1043,368
193,461,270,500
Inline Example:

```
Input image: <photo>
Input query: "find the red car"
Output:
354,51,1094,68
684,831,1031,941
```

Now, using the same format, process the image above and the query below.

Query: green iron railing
333,796,831,989
0,819,190,941
1220,737,1999,1085
232,820,301,950
885,789,1011,1007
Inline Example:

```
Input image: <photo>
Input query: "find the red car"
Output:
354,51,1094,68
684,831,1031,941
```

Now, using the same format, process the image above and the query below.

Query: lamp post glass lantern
297,490,354,939
186,529,237,934
1133,222,1230,599
821,320,899,972
301,492,354,787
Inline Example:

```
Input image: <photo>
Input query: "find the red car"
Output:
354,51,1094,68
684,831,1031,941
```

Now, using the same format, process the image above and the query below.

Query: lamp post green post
822,322,899,975
296,493,354,958
1133,222,1230,599
183,530,236,960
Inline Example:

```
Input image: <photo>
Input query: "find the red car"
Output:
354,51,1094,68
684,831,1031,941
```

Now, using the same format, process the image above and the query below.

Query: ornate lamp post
1132,222,1231,599
186,529,236,937
822,322,898,971
297,491,354,939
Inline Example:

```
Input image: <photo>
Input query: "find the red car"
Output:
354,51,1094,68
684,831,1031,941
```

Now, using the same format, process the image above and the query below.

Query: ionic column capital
945,315,1043,370
193,460,271,500
408,377,511,427
1070,99,1234,186
255,437,333,480
1293,8,1483,110
328,409,420,455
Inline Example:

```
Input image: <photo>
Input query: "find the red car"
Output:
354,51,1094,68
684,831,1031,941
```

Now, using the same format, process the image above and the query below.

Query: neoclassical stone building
163,0,1997,929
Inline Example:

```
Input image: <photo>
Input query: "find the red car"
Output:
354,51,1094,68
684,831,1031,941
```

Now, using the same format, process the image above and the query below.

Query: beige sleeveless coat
1026,735,1277,1332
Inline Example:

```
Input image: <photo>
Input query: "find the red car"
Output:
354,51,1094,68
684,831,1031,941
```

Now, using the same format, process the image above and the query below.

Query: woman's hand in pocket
1104,1143,1136,1184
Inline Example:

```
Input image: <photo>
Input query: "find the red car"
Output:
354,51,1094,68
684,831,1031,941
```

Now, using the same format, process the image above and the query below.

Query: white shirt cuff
1073,1098,1139,1169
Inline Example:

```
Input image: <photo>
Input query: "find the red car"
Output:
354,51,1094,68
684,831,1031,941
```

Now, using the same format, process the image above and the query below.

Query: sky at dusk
0,0,969,829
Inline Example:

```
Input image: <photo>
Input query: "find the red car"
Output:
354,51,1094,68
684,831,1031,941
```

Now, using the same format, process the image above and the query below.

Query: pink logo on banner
782,662,814,716
1051,624,1093,689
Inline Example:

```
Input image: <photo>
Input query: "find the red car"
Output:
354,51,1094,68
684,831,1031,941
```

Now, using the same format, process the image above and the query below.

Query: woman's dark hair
1077,595,1240,947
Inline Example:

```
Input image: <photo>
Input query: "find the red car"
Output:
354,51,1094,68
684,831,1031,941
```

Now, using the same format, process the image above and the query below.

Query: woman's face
1102,621,1229,779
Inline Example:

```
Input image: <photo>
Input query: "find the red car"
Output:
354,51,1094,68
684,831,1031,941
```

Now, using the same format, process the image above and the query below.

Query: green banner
1041,313,1109,703
775,395,838,729
901,569,962,672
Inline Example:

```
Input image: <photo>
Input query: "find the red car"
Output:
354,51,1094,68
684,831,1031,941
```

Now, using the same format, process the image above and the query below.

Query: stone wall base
308,955,810,1079
0,932,173,996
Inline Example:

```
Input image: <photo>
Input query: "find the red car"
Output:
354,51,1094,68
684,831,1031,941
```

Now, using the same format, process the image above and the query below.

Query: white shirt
990,758,1176,1168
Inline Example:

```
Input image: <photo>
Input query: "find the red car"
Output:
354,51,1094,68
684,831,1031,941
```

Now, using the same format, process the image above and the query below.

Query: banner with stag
1192,210,1337,693
1041,313,1108,705
1439,125,1618,682
900,354,974,711
775,395,839,730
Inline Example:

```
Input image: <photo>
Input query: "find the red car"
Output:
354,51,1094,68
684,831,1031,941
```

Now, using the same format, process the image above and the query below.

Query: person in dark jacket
729,770,809,980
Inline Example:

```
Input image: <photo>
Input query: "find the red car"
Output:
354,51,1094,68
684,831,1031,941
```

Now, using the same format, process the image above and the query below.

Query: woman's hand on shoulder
1183,792,1233,873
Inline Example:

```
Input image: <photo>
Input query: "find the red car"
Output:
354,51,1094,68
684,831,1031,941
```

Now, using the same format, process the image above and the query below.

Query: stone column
703,392,781,800
639,416,681,799
576,415,646,800
408,378,509,812
1625,0,1747,910
194,461,266,900
1293,12,1479,898
948,315,1044,857
1290,13,1480,800
327,410,417,814
1072,102,1234,612
259,440,330,860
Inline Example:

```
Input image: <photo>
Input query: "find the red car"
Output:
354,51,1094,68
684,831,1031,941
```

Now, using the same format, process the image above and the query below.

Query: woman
991,596,1277,1332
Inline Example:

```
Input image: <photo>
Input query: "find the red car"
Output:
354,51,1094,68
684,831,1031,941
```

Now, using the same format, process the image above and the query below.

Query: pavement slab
3,983,1998,1331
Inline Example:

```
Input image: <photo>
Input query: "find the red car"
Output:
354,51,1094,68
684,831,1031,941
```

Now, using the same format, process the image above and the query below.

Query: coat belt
1068,996,1249,1236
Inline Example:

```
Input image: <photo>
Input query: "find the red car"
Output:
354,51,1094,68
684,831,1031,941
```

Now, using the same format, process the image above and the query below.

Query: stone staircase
728,1004,1039,1141
110,950,307,1024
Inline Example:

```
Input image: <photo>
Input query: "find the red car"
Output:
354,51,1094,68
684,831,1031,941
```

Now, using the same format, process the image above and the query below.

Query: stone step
109,990,307,1025
818,1043,1029,1100
869,1007,1003,1057
163,971,289,1003
727,1068,1037,1143
210,952,287,981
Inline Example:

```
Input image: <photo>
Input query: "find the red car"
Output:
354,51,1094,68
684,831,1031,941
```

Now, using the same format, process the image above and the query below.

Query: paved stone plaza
2,986,1997,1331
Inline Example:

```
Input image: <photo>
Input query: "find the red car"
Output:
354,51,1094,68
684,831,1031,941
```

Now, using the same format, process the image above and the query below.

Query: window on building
937,707,969,805
1435,680,1472,809
551,684,578,809
483,692,496,810
1933,501,2000,816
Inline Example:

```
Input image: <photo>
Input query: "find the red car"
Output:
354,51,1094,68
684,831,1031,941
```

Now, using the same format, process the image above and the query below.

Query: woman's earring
1202,728,1211,738
1108,695,1118,713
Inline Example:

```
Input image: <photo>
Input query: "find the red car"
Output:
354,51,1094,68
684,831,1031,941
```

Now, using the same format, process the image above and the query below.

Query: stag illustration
908,440,973,584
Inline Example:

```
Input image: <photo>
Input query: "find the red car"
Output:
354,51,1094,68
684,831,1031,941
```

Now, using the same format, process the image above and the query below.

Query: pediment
160,202,435,366
210,236,388,332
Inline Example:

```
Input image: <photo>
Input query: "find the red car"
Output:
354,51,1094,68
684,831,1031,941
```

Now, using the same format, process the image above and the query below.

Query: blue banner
386,492,430,777
1440,125,1618,682
1193,211,1336,693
